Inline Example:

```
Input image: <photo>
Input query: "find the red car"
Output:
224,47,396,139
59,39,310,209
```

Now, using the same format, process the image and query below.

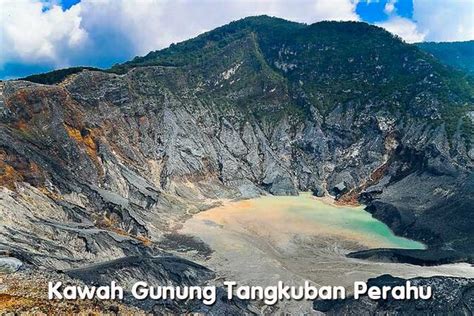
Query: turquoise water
289,197,426,249
242,193,426,250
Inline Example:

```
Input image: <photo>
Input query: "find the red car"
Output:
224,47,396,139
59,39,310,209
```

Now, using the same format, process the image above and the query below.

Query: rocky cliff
313,274,474,315
1,16,473,313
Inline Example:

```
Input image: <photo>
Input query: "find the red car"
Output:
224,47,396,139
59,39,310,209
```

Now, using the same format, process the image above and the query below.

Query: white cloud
78,0,360,56
374,0,428,43
0,0,86,67
413,0,474,42
310,0,360,22
376,0,473,43
384,0,397,14
376,16,426,43
0,0,360,71
1,0,473,77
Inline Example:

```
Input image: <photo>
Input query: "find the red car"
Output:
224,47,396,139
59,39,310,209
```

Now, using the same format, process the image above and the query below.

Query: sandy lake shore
172,193,474,314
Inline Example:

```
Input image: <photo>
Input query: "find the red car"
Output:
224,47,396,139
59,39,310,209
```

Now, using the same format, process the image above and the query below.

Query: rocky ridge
313,274,474,315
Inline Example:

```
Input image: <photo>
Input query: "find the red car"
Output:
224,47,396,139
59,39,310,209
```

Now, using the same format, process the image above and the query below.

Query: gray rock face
0,42,472,264
0,69,389,268
67,255,253,314
1,62,471,263
0,256,22,273
313,275,474,315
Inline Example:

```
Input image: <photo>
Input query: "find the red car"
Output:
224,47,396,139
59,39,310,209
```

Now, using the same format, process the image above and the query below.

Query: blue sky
356,0,413,22
59,0,80,10
1,0,473,79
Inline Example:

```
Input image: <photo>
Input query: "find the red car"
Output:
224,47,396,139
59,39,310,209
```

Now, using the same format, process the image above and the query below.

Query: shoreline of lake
173,192,474,313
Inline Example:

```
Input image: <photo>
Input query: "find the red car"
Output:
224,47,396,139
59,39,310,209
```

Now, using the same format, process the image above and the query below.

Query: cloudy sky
1,0,473,79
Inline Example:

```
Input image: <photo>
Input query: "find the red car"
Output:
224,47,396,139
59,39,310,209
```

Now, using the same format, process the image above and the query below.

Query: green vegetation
416,41,474,75
19,16,474,145
21,66,100,85
110,16,303,73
